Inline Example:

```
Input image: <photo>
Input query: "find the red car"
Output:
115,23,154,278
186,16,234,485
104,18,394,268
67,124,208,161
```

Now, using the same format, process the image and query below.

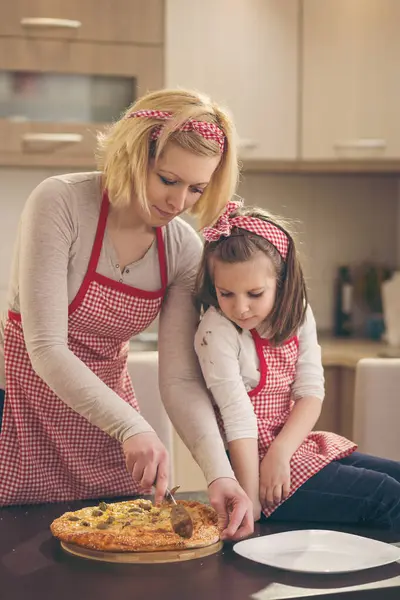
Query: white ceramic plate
233,530,400,574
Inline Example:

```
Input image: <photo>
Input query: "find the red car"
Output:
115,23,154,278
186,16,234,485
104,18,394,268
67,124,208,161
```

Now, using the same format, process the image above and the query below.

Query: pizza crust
50,499,220,552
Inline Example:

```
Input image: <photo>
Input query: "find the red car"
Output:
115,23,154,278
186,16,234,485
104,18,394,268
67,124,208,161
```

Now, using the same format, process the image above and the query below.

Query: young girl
194,199,400,531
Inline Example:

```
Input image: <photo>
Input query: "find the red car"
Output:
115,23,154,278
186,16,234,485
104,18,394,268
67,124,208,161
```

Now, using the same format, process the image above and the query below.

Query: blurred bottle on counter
334,265,353,337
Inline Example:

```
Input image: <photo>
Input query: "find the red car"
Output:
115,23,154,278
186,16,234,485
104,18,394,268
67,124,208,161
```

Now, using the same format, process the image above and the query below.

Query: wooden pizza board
60,540,224,564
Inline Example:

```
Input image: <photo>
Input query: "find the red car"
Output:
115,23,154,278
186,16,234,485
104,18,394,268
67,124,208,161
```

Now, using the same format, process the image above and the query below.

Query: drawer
0,37,163,85
0,38,163,168
0,0,164,45
0,120,103,168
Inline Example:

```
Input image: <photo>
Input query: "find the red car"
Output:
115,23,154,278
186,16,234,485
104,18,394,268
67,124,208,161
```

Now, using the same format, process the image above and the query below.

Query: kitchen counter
319,336,398,368
2,495,400,600
130,332,399,370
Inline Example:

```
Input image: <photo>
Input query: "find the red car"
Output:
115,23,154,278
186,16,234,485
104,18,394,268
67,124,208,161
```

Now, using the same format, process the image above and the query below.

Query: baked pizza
50,498,220,552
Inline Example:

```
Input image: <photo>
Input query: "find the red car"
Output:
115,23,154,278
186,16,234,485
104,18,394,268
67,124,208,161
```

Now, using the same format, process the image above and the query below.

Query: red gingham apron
249,330,357,517
0,191,167,506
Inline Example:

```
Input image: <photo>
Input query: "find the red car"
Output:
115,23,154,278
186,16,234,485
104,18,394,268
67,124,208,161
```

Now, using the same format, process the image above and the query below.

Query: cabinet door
315,367,341,434
302,0,400,159
0,0,164,45
338,367,356,441
166,0,299,160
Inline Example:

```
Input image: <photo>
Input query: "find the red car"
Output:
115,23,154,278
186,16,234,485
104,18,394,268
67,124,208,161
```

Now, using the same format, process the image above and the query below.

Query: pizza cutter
164,485,194,539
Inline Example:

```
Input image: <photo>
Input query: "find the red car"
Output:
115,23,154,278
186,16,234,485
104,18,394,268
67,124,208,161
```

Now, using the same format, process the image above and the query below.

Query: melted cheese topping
62,499,178,532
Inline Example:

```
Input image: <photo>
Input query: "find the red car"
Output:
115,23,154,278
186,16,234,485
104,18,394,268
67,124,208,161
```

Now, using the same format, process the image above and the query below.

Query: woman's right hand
123,432,169,504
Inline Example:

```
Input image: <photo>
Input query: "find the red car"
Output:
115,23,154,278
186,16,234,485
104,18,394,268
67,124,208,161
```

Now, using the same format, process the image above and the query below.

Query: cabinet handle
20,18,82,29
333,139,386,150
22,133,83,144
238,139,258,150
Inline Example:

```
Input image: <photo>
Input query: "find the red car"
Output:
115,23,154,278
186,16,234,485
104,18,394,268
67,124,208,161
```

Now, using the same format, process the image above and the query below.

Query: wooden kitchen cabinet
316,366,356,440
165,0,299,161
338,367,357,441
0,38,163,81
0,2,164,168
0,39,163,168
0,0,163,45
302,0,400,160
315,366,341,434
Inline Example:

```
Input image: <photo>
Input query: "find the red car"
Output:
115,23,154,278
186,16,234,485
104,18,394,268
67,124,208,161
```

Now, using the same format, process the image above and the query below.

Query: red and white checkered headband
202,200,290,261
126,109,225,153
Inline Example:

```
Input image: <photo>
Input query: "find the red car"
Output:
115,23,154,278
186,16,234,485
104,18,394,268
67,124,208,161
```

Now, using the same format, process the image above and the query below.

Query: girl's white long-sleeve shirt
194,305,325,442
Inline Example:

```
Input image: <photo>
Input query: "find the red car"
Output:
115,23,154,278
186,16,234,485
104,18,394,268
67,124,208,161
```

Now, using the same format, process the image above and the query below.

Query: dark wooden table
2,494,400,600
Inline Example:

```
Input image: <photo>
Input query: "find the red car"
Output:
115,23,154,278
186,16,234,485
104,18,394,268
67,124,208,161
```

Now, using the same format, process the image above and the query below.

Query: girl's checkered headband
202,200,290,260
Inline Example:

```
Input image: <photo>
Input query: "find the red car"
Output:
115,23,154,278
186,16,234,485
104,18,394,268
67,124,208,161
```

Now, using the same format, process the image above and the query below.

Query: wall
238,172,399,330
0,168,399,330
398,181,400,265
0,168,59,311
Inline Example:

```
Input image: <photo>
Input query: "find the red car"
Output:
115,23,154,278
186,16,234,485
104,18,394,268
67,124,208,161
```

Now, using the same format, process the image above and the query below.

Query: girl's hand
259,444,291,509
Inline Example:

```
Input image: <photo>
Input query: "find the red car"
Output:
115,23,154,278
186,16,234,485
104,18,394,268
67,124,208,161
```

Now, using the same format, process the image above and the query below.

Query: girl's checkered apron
0,191,167,505
249,330,357,517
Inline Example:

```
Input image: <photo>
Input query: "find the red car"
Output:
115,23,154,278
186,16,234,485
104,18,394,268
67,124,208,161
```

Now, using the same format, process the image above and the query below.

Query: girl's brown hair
194,206,308,344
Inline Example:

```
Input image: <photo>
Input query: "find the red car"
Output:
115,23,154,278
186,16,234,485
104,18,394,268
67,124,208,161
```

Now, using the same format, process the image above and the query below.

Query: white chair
353,358,400,460
126,351,174,481
127,350,207,491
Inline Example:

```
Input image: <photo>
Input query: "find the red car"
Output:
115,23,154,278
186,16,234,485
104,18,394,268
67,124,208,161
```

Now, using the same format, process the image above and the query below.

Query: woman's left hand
259,444,291,509
208,477,254,541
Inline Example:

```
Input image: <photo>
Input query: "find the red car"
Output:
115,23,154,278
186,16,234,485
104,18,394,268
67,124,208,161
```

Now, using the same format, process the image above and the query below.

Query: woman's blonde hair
194,206,308,345
96,88,239,228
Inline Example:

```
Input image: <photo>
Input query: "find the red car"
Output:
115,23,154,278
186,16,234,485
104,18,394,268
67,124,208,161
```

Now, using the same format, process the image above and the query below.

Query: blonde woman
0,89,252,540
